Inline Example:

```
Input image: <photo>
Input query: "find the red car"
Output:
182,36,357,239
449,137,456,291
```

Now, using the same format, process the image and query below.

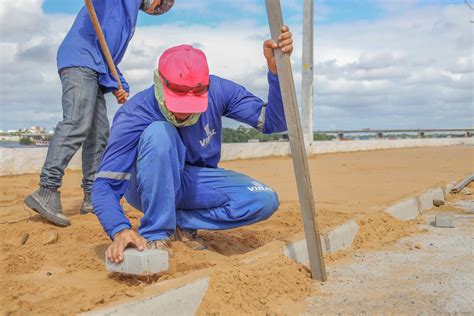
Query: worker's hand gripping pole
85,0,124,91
265,0,327,281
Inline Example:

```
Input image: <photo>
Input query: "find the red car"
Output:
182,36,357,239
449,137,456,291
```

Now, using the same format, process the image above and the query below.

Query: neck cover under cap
153,70,201,127
141,0,175,15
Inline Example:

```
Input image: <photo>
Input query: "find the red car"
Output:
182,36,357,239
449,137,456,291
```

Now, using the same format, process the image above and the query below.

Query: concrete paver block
105,248,169,275
323,220,359,253
435,214,455,228
385,197,420,220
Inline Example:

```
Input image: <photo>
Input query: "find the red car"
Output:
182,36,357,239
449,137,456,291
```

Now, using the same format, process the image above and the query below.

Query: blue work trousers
124,121,279,241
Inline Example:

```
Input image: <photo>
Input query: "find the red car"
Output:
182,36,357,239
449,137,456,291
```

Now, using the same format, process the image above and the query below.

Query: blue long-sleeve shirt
57,0,142,93
92,72,287,239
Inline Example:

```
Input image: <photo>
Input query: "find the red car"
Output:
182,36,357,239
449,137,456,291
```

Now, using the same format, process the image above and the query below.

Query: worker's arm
92,110,148,240
92,109,151,262
219,73,287,134
221,25,293,134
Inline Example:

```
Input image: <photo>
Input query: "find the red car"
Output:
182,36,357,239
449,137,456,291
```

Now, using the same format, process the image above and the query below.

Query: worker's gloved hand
113,88,129,104
106,228,147,263
263,25,294,74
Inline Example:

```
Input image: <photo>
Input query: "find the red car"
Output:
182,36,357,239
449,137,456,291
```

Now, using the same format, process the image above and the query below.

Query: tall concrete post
301,0,314,146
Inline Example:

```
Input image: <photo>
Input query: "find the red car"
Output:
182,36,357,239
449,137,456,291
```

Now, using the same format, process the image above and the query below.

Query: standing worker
25,0,175,227
93,26,294,261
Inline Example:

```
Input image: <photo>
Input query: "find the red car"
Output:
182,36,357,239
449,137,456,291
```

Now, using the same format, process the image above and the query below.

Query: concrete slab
435,214,455,228
384,197,420,220
105,249,169,276
86,277,209,316
323,220,359,253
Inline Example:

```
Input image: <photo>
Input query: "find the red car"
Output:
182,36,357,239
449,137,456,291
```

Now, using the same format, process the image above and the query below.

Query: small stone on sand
20,233,29,245
460,187,472,195
43,231,59,245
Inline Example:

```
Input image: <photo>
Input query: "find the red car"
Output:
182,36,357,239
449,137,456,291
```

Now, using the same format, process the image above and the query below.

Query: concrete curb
85,277,209,316
283,220,359,265
384,186,447,220
384,197,421,220
284,177,466,267
323,220,359,254
443,182,456,199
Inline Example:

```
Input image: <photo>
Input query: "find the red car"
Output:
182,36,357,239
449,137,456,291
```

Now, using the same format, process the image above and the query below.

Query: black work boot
80,192,93,214
25,186,71,227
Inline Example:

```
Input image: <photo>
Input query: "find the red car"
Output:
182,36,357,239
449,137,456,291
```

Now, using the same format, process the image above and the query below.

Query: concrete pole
301,0,314,146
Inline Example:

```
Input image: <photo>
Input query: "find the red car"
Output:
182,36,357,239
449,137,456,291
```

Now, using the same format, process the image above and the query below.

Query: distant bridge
314,128,473,140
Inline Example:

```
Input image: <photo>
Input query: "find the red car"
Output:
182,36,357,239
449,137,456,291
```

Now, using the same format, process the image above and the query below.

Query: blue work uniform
92,72,287,241
57,0,142,92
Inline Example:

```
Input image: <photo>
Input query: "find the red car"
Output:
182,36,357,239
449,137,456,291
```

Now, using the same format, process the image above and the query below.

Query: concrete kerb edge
283,220,360,266
84,277,209,316
283,174,470,266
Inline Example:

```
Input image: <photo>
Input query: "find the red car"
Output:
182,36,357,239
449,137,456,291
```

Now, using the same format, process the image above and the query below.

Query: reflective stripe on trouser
124,121,279,242
40,67,109,192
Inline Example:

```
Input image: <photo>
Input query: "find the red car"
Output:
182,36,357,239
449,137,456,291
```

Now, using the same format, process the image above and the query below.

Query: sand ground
0,146,473,315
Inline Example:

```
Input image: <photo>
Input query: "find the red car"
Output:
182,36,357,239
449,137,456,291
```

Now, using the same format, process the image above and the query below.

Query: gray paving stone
435,214,455,228
105,248,169,275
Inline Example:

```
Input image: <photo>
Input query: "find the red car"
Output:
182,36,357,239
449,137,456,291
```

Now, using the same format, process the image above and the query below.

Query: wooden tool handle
85,0,124,91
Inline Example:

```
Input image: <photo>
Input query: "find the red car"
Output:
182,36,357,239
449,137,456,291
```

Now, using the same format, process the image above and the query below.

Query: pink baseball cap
158,45,209,114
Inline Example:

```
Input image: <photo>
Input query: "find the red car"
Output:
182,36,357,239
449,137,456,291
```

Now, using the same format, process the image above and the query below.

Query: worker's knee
256,190,279,220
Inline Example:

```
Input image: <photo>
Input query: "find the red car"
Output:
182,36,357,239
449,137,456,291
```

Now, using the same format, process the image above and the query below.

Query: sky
0,0,472,131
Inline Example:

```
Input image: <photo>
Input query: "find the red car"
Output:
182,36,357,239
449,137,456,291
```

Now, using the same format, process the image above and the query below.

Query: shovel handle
85,0,124,91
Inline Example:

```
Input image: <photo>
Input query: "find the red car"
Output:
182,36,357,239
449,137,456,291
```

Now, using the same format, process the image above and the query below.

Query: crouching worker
93,26,293,263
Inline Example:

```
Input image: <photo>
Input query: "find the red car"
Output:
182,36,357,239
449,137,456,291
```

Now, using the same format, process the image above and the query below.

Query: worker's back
56,0,140,91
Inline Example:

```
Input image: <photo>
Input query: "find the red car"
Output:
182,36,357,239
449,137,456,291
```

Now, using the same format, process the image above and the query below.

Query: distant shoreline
0,141,37,148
